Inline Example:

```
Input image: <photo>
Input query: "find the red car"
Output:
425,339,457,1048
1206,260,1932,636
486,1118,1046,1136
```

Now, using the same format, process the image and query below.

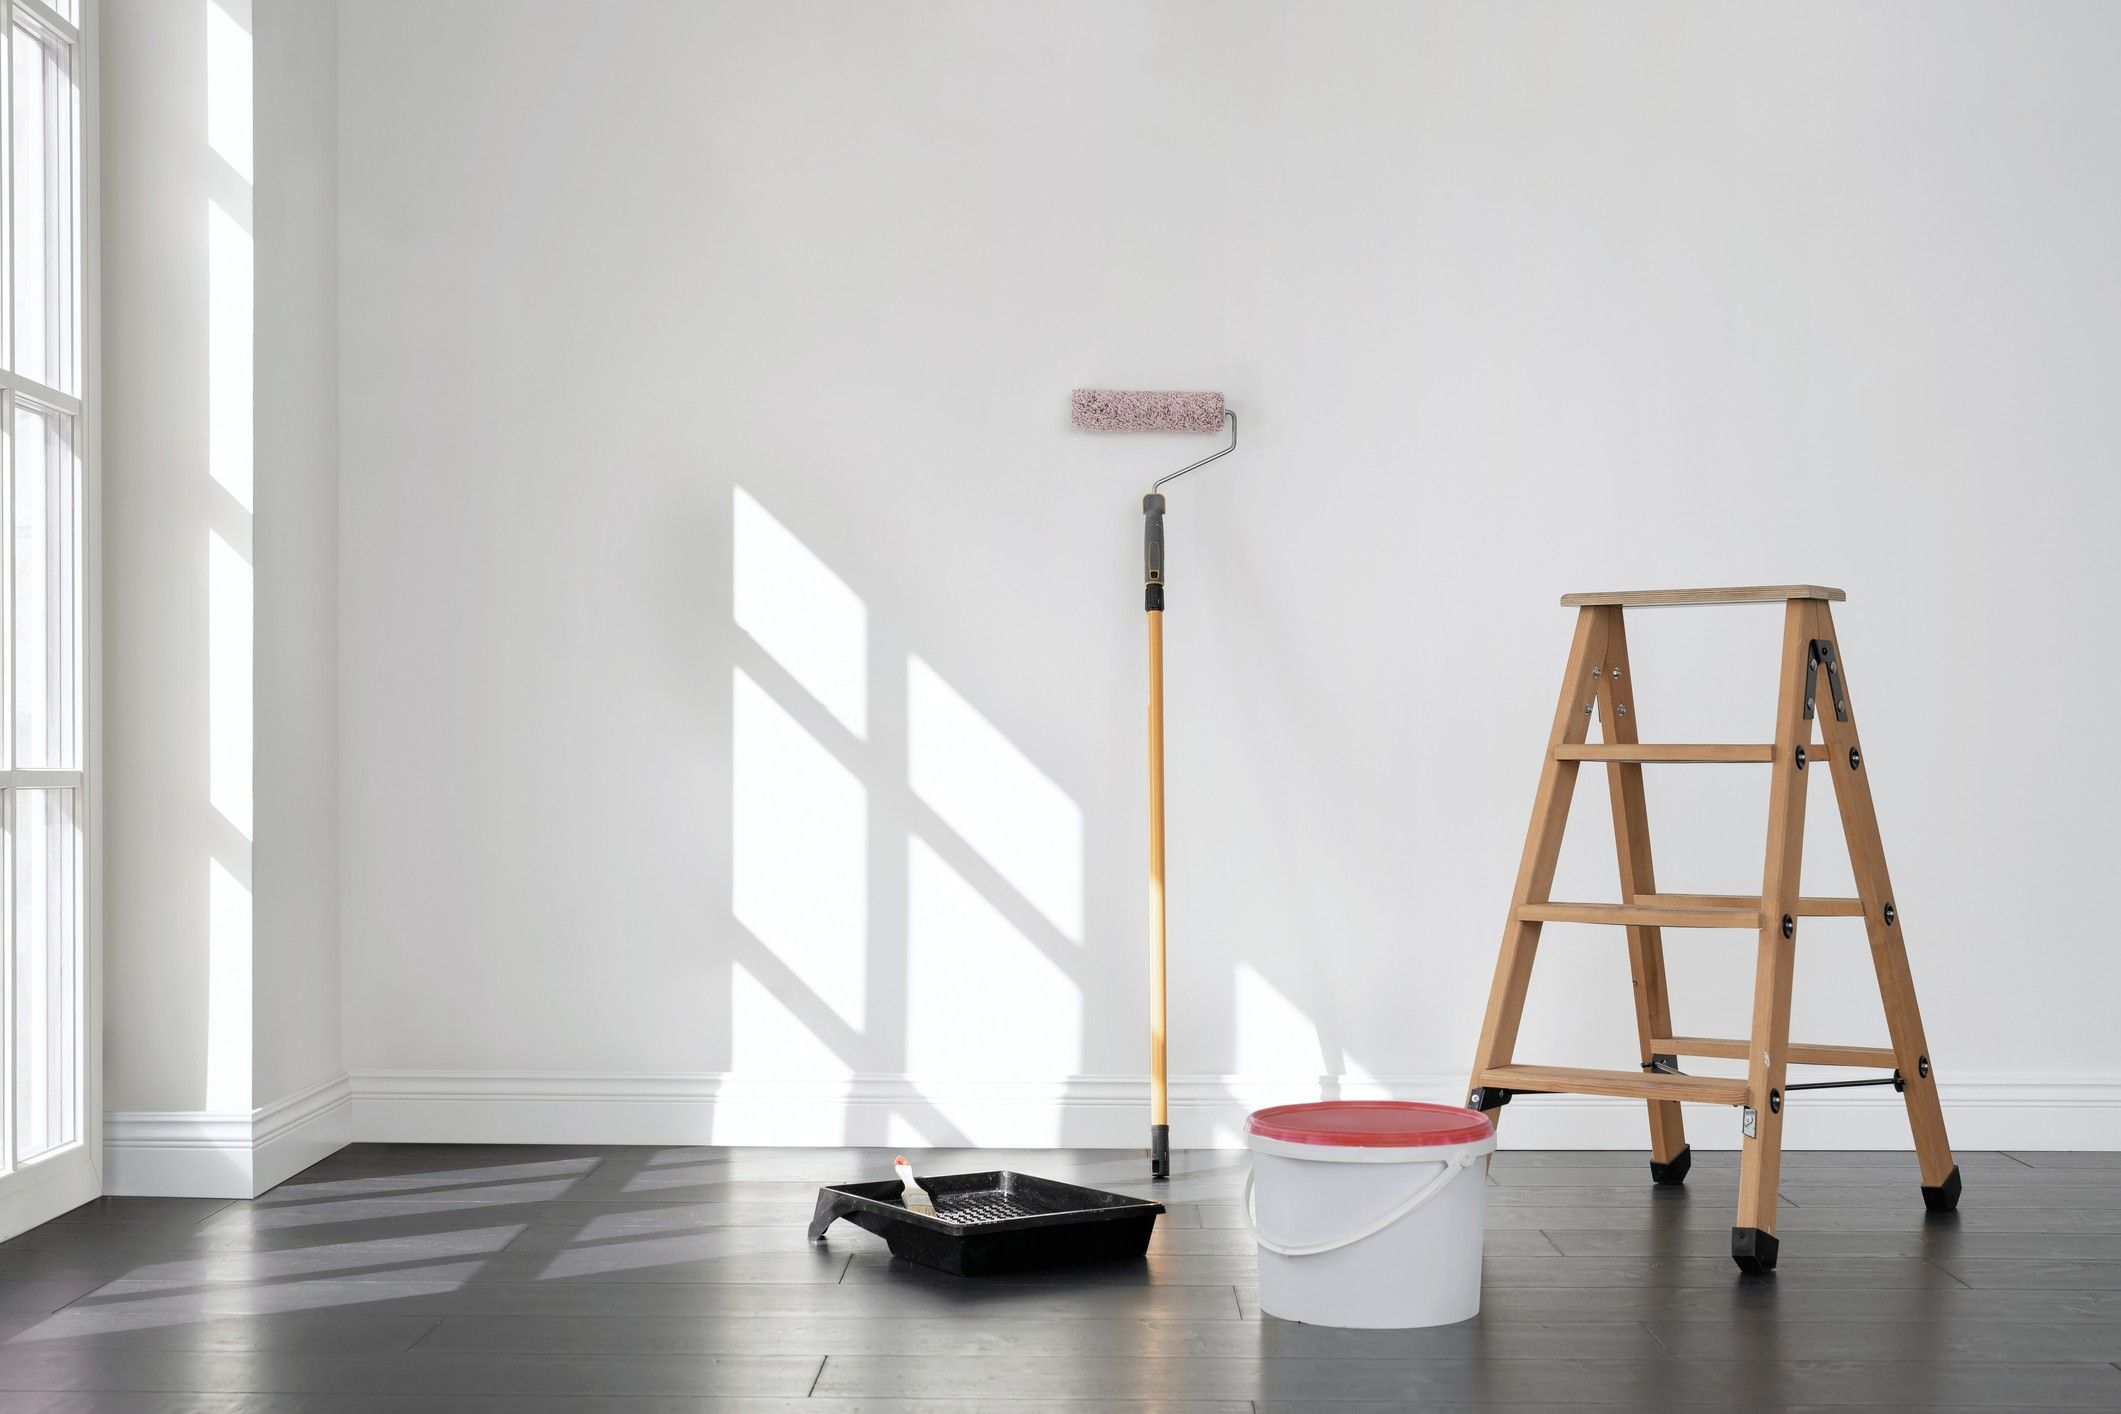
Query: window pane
11,21,75,392
13,788,79,1160
13,404,73,767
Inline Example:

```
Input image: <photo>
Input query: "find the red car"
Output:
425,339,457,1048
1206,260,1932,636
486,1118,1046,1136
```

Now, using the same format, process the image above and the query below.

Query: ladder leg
1592,607,1688,1183
1733,600,1819,1273
1809,605,1961,1208
1468,608,1607,1132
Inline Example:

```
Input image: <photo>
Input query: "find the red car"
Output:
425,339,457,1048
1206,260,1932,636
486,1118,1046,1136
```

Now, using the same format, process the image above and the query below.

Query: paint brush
894,1156,936,1216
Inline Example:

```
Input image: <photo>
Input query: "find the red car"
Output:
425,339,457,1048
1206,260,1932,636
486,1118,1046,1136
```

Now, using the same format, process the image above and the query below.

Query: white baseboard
0,1145,100,1241
349,1070,2121,1151
105,1073,353,1198
253,1074,355,1191
92,1067,2121,1196
102,1109,255,1197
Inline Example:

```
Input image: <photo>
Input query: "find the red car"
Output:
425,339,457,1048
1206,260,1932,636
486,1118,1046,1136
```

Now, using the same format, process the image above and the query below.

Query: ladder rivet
1584,702,1593,715
1882,902,1897,926
1616,703,1627,717
1612,667,1622,679
1795,746,1808,770
1849,747,1862,770
1769,1088,1783,1115
1593,667,1602,678
1918,1054,1930,1079
1781,914,1795,939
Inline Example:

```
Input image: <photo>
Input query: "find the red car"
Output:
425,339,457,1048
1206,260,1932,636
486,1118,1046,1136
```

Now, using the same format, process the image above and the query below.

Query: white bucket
1244,1101,1496,1329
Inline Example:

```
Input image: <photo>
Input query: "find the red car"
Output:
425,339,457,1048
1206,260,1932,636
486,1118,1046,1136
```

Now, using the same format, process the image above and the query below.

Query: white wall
101,0,346,1195
103,0,224,1122
337,1,2121,1149
252,0,346,1174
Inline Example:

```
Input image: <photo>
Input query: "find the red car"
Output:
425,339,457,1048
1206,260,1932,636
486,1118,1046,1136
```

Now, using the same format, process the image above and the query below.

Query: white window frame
0,0,94,1239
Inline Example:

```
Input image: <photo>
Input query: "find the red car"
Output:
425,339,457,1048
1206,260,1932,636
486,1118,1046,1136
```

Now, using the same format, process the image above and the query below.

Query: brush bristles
1070,388,1225,433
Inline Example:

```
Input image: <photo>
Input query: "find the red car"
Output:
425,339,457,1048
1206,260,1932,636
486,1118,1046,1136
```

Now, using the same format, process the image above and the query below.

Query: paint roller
1069,388,1238,1179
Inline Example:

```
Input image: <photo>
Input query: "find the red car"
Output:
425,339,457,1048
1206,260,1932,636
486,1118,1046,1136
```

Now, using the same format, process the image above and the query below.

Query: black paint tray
808,1170,1163,1276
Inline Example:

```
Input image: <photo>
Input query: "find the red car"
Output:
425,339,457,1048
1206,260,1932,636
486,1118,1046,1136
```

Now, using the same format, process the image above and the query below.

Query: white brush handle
893,1156,935,1212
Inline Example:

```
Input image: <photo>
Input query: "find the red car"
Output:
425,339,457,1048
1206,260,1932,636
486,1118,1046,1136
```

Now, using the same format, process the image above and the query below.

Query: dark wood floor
0,1145,2114,1410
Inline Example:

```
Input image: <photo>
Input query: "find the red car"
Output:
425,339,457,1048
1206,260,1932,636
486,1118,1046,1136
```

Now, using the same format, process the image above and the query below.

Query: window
0,0,82,1177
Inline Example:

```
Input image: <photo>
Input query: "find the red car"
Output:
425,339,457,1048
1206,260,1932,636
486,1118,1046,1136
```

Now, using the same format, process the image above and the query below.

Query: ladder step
1554,743,1774,763
1520,897,1866,928
1479,1064,1750,1106
1641,893,1868,918
1654,1036,1897,1068
1519,901,1761,928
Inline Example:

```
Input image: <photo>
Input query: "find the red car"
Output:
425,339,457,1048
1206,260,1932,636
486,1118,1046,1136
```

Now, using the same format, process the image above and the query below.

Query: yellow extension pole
1147,606,1169,1178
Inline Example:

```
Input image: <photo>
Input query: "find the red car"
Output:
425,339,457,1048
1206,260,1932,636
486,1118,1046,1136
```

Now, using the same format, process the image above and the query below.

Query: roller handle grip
1142,493,1166,611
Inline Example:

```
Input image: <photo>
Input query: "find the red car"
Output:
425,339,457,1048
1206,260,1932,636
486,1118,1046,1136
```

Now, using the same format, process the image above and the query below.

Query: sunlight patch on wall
906,655,1083,943
1235,959,1321,1079
205,0,252,184
727,959,853,1080
732,487,866,736
208,531,252,839
730,668,866,1031
905,836,1079,1083
1339,1049,1383,1090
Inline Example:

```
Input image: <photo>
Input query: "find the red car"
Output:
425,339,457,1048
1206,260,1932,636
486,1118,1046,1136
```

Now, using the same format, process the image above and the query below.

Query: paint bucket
1244,1101,1495,1328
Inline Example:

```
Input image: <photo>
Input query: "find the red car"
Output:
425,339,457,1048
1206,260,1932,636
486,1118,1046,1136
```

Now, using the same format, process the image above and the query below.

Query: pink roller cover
1070,388,1226,433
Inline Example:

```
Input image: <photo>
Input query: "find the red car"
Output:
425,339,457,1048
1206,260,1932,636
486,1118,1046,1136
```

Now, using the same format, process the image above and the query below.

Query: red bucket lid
1245,1100,1494,1149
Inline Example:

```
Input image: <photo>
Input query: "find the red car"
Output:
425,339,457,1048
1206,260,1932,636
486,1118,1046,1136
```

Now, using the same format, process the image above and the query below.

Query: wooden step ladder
1467,586,1961,1274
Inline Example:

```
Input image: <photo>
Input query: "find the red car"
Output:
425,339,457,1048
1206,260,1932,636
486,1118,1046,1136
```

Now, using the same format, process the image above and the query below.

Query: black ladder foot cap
1921,1164,1963,1214
1731,1226,1780,1274
1149,1124,1171,1181
1649,1145,1692,1186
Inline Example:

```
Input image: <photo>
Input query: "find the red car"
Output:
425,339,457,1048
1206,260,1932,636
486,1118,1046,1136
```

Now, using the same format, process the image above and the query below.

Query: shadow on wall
718,483,1368,1148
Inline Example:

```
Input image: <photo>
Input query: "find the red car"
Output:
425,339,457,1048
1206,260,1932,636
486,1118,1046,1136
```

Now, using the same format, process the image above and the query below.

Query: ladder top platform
1560,584,1846,607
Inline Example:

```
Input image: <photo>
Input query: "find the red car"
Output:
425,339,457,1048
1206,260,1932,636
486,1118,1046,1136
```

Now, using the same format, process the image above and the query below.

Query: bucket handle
1243,1150,1480,1258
